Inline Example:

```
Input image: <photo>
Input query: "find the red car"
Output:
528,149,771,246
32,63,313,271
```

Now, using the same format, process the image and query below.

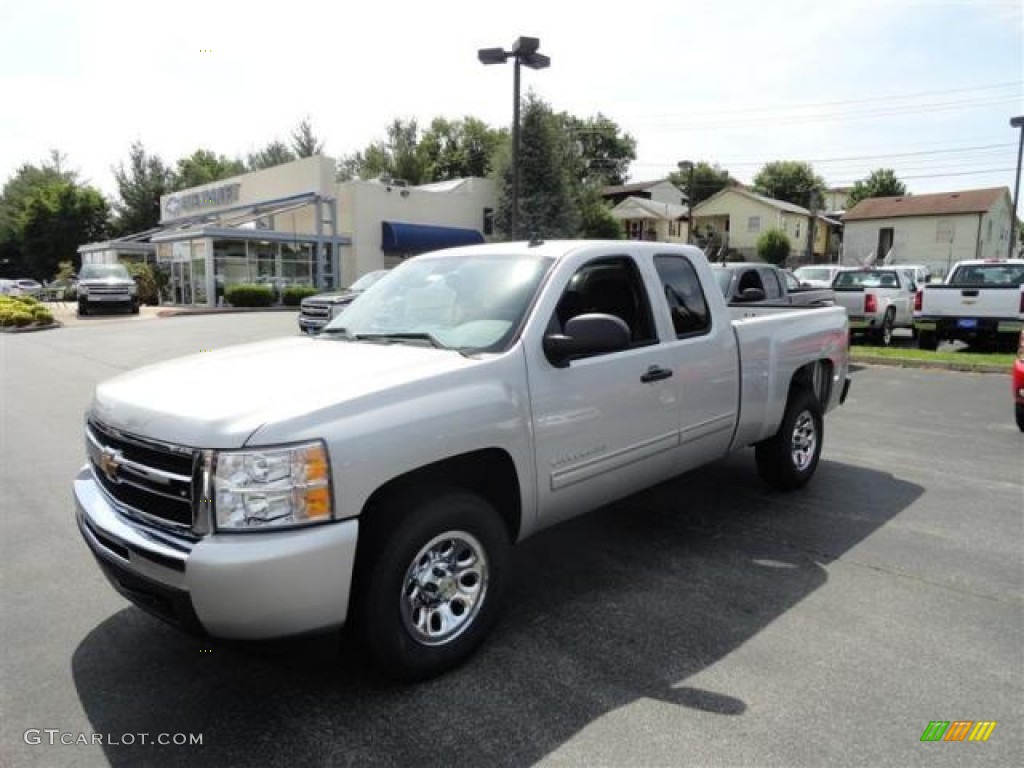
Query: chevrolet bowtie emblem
99,447,123,483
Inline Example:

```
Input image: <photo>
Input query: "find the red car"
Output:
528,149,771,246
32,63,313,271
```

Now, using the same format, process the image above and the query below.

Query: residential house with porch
601,179,689,243
690,187,840,263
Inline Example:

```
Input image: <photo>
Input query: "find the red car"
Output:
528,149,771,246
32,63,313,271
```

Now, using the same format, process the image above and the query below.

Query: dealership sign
163,183,241,220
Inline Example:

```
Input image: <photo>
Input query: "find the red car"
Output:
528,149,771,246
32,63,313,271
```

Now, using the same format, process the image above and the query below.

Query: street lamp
1009,115,1024,259
678,160,695,244
478,37,550,240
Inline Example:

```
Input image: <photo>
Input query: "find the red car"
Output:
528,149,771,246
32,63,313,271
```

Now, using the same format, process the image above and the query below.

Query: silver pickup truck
74,240,850,679
832,267,917,346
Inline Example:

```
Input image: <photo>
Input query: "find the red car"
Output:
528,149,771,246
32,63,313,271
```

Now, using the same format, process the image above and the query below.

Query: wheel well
361,448,522,541
790,359,832,407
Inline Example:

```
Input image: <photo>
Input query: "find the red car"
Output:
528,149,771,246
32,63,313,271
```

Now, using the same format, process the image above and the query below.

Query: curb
0,321,63,334
156,307,299,318
850,355,1007,374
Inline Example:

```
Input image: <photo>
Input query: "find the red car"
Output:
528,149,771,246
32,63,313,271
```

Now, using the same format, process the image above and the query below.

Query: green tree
668,161,734,206
558,112,636,187
417,117,506,181
846,168,908,209
20,182,110,279
492,93,578,239
171,150,245,191
111,142,172,235
247,140,296,171
339,118,427,184
577,187,623,239
753,161,826,209
756,228,791,266
291,118,324,158
0,151,81,276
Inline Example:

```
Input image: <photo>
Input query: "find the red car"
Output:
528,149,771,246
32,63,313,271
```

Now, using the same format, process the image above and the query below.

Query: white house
609,196,689,243
841,187,1014,278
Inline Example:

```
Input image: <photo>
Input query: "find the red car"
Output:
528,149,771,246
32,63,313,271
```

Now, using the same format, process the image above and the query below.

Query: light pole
677,160,695,243
1009,115,1024,259
478,37,550,240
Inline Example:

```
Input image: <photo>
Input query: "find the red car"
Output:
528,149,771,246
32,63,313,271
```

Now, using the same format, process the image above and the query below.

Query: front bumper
74,465,359,639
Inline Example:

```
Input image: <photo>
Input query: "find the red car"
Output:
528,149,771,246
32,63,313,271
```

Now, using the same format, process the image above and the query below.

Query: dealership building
79,156,496,306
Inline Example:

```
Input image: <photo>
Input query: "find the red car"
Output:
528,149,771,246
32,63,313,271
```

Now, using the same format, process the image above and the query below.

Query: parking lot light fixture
1009,116,1023,259
478,37,550,240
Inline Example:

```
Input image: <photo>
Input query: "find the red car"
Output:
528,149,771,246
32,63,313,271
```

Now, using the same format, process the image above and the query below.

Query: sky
1,0,1022,208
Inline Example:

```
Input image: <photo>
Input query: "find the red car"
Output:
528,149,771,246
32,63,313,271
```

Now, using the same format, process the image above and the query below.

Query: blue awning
381,221,484,253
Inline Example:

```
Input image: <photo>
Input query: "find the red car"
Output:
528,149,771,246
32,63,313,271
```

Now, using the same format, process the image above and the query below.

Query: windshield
347,270,388,292
833,270,898,288
795,267,833,282
324,253,554,352
80,264,131,280
948,263,1024,286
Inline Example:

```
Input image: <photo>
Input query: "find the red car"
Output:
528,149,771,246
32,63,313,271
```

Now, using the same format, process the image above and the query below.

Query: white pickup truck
832,267,918,346
74,240,850,679
913,259,1024,351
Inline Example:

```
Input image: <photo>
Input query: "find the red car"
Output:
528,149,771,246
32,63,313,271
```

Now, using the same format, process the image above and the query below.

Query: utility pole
1009,116,1023,259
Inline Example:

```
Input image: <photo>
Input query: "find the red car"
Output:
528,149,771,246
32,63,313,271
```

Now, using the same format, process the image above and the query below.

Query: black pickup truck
711,263,834,306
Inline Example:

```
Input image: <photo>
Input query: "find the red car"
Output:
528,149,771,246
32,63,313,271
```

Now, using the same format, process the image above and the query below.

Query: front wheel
755,388,824,491
352,487,510,681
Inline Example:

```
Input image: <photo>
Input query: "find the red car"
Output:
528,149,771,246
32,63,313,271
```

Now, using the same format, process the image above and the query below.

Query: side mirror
735,287,766,303
544,313,630,367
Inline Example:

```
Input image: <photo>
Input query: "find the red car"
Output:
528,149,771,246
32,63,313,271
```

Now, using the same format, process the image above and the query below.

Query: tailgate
920,286,1023,319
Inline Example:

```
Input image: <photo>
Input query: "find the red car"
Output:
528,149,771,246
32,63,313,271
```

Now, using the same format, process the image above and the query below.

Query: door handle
641,366,673,383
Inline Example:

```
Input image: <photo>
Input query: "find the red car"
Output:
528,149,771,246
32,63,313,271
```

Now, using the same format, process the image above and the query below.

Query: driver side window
551,256,657,347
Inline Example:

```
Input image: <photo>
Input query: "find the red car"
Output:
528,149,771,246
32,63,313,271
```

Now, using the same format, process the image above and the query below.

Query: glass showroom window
281,242,313,287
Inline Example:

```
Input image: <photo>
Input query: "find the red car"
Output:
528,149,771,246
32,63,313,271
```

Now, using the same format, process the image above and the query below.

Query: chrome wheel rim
400,531,489,646
883,315,893,345
791,411,817,471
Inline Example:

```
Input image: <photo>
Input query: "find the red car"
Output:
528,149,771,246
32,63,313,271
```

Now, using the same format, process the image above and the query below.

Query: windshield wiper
320,327,352,339
353,332,447,349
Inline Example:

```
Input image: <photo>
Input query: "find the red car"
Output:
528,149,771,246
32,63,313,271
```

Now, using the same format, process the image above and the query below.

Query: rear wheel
918,330,938,351
873,309,895,347
755,388,823,491
352,486,510,680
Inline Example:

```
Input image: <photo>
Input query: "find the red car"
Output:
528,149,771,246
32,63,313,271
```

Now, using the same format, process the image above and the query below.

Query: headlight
79,285,89,296
213,441,332,531
128,283,138,295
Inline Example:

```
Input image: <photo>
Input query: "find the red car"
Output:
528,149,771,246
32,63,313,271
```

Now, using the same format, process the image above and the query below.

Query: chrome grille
301,301,331,320
85,285,131,295
86,420,195,530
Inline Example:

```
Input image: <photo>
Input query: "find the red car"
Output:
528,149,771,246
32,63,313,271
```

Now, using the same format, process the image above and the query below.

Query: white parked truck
913,259,1024,351
74,241,851,679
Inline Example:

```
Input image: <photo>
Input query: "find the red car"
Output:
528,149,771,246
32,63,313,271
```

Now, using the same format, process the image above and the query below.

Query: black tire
918,330,938,351
755,387,823,491
1016,403,1024,433
872,308,895,347
77,302,88,317
131,303,140,315
352,486,510,681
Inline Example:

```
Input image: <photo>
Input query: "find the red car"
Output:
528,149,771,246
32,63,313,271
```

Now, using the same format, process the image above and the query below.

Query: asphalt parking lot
1,312,1021,767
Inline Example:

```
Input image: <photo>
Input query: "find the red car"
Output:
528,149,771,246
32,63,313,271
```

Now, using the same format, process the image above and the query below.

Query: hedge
225,284,274,307
282,285,318,306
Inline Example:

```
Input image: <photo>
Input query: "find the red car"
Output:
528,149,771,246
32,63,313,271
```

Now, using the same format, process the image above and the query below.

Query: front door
525,253,681,528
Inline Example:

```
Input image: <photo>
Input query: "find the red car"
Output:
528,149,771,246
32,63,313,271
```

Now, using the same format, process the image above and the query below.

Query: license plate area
957,318,977,329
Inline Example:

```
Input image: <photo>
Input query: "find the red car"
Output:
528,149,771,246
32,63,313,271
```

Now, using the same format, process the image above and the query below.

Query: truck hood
92,337,476,448
303,289,360,306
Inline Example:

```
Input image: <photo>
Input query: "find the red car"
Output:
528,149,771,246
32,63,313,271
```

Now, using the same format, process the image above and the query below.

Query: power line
633,81,1021,119
634,143,1018,169
826,168,1014,184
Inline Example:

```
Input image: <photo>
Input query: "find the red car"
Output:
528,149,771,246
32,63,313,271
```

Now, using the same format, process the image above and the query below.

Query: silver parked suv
78,264,139,316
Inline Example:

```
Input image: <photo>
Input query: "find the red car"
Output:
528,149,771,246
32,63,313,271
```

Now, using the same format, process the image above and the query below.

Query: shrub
6,310,34,327
31,305,54,324
282,285,318,306
125,262,159,305
225,284,274,307
757,228,791,266
15,295,39,307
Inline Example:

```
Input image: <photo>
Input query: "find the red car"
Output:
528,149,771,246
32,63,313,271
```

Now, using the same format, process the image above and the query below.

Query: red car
1014,330,1024,432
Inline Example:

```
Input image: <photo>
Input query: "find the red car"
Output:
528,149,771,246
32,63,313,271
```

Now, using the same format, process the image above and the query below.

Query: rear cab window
654,254,712,337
